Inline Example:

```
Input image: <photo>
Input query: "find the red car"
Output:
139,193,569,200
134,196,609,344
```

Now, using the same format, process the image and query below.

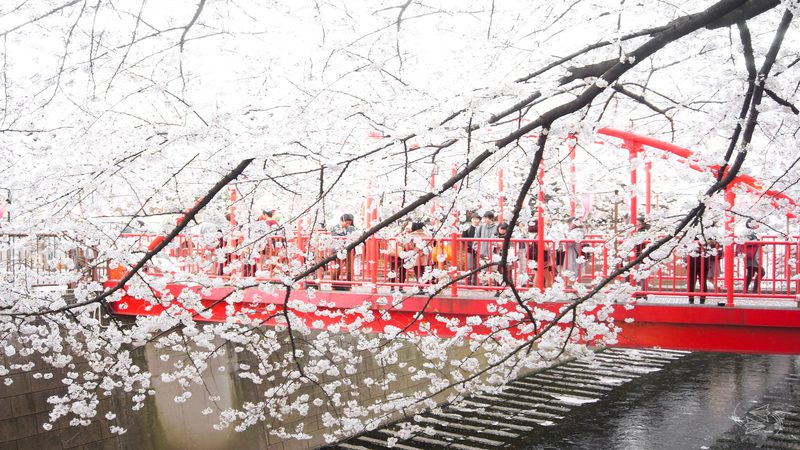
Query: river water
524,352,800,449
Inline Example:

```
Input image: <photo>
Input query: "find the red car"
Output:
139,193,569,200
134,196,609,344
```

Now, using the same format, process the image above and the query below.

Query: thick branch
705,0,781,29
560,58,616,84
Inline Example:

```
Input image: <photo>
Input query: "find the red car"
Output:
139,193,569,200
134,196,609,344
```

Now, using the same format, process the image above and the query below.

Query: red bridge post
724,189,736,307
537,165,546,292
370,236,378,293
450,232,459,297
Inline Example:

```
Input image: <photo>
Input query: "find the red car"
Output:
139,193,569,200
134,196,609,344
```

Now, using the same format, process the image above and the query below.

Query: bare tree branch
179,0,207,51
0,0,81,38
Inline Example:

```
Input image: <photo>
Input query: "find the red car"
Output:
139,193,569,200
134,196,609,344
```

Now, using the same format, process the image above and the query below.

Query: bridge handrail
5,231,795,302
107,232,799,302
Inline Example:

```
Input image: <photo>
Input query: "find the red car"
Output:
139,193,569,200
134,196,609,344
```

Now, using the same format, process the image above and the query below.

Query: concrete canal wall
0,325,504,450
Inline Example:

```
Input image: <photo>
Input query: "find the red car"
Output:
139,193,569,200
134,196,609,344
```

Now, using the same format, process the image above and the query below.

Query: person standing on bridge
461,213,481,285
563,220,585,283
407,221,433,284
214,212,242,276
741,219,765,294
476,211,498,267
256,209,283,278
687,238,711,304
526,221,554,289
493,222,517,295
330,213,357,289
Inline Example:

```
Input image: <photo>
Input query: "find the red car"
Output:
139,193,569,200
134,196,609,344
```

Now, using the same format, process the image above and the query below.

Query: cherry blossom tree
1,0,799,445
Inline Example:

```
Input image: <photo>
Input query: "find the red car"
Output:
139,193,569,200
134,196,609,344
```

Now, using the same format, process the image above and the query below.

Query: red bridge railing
112,232,800,304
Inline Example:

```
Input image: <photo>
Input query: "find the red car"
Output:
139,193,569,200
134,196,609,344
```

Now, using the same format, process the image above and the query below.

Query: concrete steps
331,348,689,449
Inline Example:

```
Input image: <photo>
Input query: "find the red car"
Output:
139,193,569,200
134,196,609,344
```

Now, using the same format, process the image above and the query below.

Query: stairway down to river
332,348,689,450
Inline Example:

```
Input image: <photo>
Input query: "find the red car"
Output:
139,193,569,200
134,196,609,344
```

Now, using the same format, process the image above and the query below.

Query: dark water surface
524,352,800,450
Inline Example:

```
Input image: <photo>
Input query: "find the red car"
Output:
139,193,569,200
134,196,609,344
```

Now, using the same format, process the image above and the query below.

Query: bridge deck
108,281,800,355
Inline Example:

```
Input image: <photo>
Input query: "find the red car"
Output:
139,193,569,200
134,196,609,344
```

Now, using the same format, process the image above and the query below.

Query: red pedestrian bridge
4,220,799,355
5,129,800,355
103,230,800,355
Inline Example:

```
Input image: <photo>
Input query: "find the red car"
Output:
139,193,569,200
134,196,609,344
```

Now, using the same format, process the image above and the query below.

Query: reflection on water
524,352,800,450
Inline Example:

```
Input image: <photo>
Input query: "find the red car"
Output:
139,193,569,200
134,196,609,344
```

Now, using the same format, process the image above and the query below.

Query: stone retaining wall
1,319,507,450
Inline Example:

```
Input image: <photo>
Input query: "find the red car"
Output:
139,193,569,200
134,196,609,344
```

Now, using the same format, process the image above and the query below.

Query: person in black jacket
687,238,711,304
461,213,481,285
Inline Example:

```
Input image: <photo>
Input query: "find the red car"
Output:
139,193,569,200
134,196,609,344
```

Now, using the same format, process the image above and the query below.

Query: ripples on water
525,352,800,449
